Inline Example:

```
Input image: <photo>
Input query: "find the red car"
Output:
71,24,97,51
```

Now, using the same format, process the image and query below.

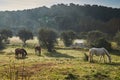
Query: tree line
1,28,120,52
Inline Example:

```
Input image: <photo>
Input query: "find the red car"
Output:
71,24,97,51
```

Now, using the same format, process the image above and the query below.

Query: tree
114,31,120,46
17,29,33,46
94,38,112,50
106,18,120,36
78,32,88,39
38,28,57,52
61,30,77,47
87,30,106,47
0,35,4,49
0,29,13,43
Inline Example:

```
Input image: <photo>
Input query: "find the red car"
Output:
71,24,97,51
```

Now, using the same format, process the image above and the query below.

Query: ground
0,37,120,80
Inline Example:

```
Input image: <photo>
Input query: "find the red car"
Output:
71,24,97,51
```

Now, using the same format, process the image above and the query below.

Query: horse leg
99,55,102,62
17,53,20,58
35,49,36,55
103,55,106,63
35,49,37,55
39,51,41,56
109,56,111,63
91,55,94,62
39,49,41,56
89,55,93,63
17,54,19,58
15,52,19,58
107,55,111,63
22,53,25,58
88,54,91,62
99,55,105,63
23,52,27,58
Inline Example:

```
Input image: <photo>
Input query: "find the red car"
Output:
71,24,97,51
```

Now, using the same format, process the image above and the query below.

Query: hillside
0,3,120,35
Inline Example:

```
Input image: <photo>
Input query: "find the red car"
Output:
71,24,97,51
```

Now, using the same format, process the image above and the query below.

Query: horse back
89,48,105,56
15,48,27,55
15,48,21,53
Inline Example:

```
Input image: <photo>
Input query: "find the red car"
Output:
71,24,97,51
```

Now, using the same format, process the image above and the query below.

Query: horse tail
103,48,111,63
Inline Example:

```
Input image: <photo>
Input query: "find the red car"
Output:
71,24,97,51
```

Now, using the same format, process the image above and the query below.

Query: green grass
0,37,120,80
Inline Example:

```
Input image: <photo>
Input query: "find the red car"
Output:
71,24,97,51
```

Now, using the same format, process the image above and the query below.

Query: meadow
0,37,120,80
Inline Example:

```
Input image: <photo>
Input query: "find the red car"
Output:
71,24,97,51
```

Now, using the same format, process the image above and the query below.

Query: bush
38,28,58,52
61,30,77,47
0,39,4,50
87,30,106,46
94,38,112,51
114,31,120,46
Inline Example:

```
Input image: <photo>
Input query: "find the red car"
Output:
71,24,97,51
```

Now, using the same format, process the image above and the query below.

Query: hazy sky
0,0,120,11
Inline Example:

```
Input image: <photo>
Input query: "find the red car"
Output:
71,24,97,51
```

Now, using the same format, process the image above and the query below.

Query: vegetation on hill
0,3,120,36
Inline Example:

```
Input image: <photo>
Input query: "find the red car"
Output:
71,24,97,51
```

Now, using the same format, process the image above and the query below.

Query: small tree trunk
47,47,52,52
47,45,53,52
22,40,26,47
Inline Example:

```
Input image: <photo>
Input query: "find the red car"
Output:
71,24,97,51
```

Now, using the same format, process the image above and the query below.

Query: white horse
89,48,111,63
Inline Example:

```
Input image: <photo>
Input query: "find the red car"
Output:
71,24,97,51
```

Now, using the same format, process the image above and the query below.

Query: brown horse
15,48,27,58
35,45,41,56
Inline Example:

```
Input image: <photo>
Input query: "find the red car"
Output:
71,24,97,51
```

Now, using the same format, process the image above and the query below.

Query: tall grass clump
0,57,31,80
83,53,89,61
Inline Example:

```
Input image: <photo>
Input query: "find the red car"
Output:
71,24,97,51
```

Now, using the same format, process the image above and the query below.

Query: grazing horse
35,45,41,56
89,48,111,63
15,48,27,58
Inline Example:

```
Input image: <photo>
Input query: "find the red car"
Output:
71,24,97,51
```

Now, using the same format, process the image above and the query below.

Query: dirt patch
16,62,56,77
28,63,55,72
1,62,56,79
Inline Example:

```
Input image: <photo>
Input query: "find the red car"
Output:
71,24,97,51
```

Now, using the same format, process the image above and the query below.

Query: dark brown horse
15,48,27,58
35,45,41,56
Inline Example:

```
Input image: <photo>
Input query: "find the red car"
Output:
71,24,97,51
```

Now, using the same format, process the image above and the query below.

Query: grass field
0,37,120,80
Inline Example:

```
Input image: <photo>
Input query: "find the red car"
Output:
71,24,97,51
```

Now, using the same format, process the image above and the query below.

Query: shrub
61,30,77,47
38,28,58,52
114,31,120,46
94,38,112,51
87,30,106,46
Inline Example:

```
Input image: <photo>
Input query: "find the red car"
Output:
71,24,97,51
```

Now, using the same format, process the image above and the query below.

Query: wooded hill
0,3,120,35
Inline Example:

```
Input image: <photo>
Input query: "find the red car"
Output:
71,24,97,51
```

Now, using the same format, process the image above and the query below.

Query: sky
0,0,120,11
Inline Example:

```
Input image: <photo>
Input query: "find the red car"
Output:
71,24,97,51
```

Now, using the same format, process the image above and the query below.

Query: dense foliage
0,29,12,49
0,3,120,36
94,38,112,51
114,31,120,46
0,29,13,43
61,30,77,47
87,30,106,46
17,29,33,46
38,28,57,52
